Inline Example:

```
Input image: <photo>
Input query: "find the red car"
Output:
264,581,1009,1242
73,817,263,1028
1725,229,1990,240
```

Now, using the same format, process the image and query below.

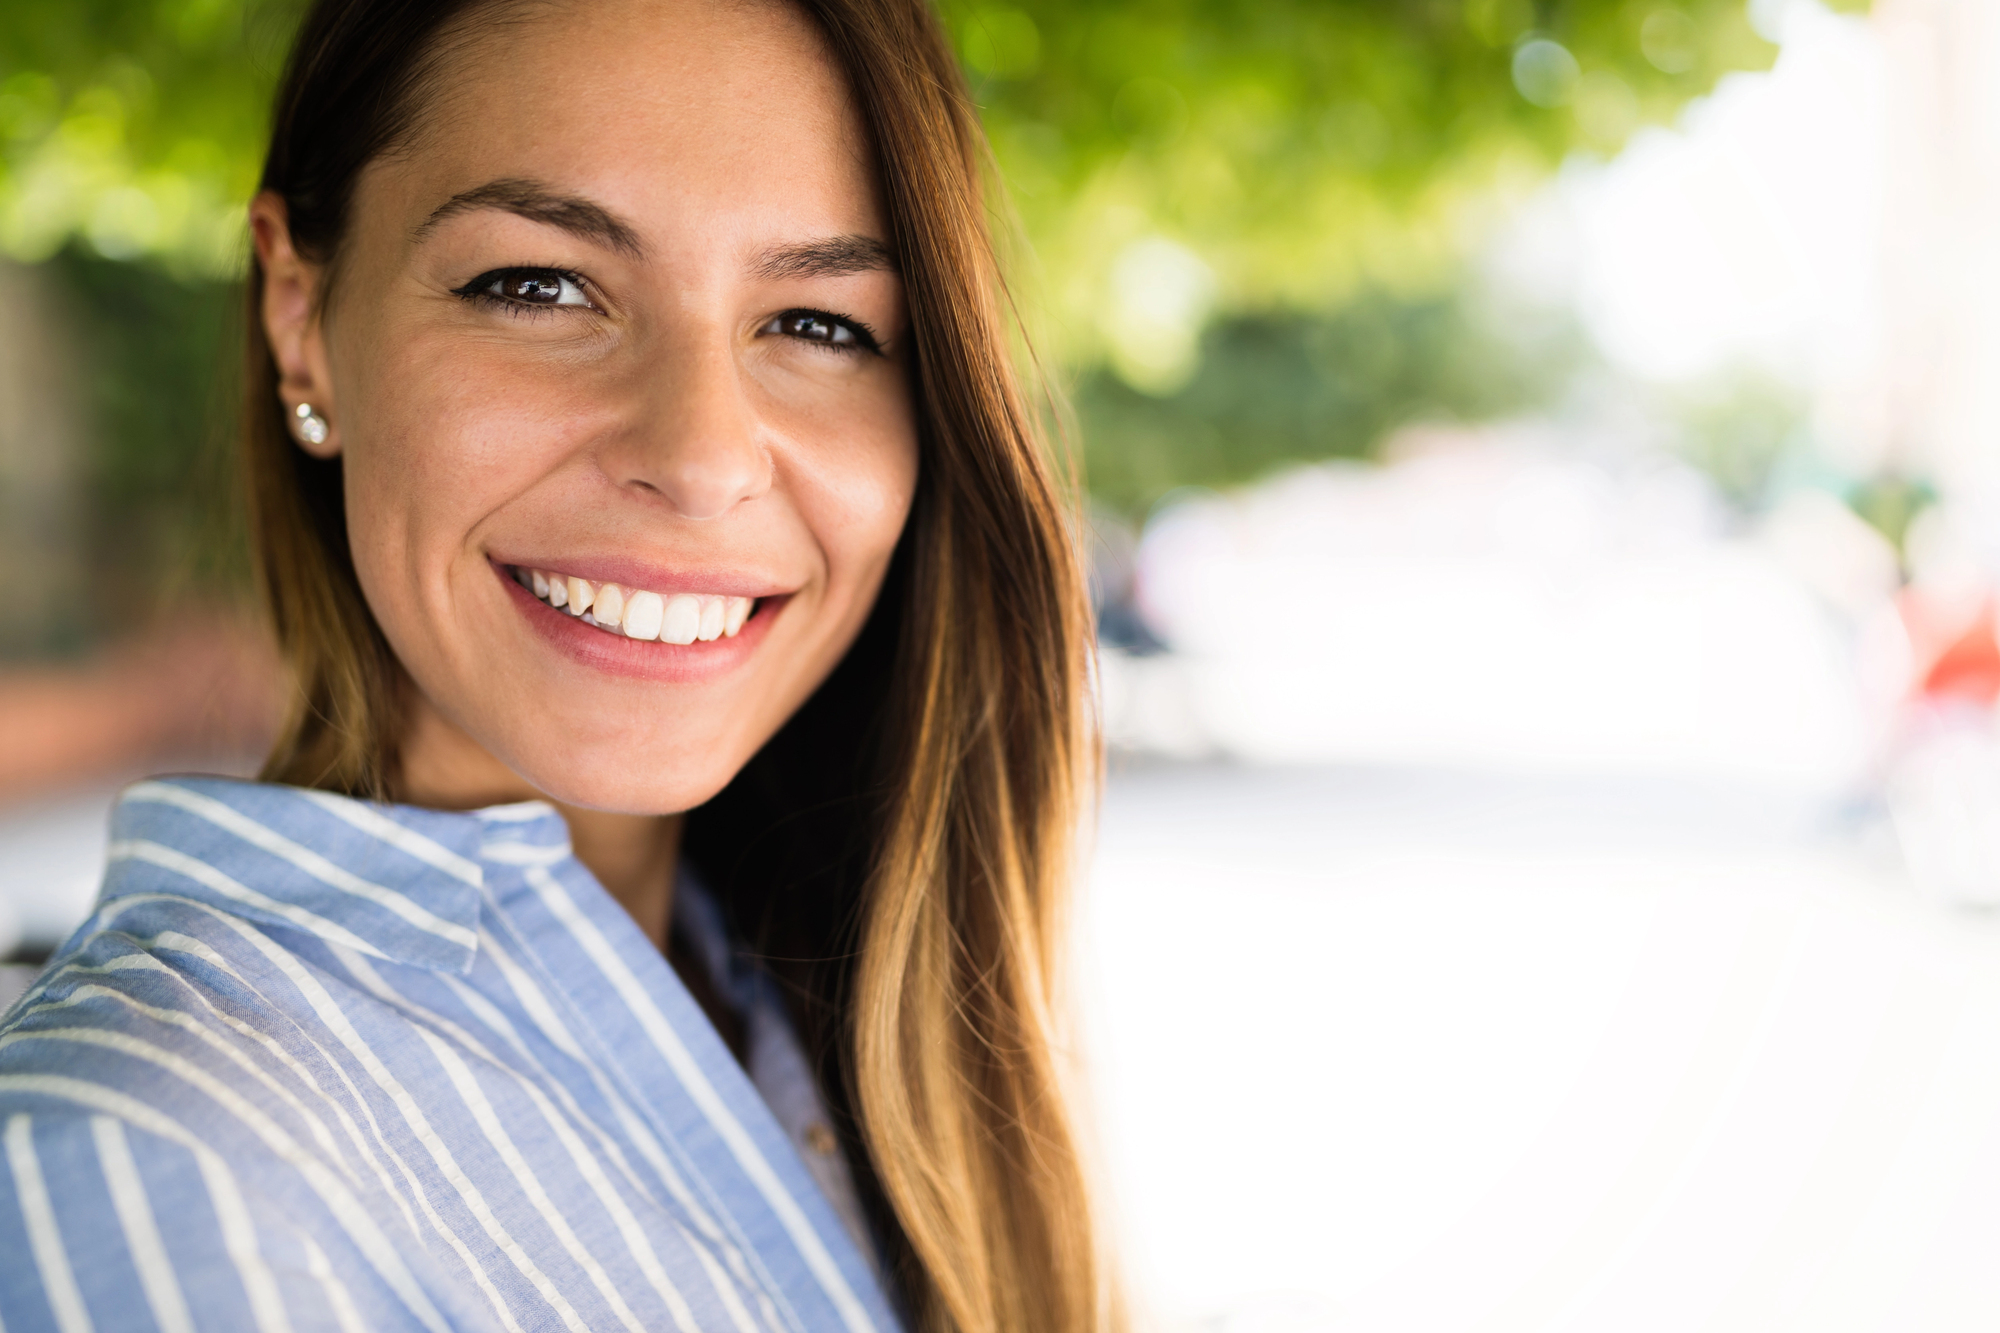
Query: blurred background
10,0,2000,1327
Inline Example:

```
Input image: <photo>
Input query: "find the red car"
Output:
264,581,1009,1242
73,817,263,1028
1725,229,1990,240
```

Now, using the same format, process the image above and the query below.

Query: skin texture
250,0,917,937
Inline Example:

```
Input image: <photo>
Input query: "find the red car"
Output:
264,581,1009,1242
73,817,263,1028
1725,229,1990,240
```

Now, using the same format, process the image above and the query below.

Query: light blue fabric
0,776,901,1333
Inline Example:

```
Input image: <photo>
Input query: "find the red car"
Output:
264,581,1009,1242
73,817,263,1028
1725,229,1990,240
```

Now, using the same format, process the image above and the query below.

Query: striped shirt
0,776,902,1333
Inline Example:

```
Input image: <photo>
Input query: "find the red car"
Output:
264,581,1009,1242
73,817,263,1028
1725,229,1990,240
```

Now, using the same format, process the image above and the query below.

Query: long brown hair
244,1,1111,1329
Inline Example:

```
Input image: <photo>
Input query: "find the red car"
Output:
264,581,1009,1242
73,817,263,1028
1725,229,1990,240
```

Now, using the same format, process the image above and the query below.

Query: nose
601,340,771,520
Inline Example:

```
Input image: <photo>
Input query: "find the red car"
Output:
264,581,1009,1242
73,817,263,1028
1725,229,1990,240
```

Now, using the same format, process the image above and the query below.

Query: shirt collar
102,776,571,976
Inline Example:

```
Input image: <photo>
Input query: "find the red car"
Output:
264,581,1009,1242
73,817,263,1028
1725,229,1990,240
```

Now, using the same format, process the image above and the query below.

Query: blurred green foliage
4,0,1815,323
1074,286,1588,512
933,0,1798,379
0,0,1869,620
0,0,300,276
1662,370,1807,511
1848,473,1936,564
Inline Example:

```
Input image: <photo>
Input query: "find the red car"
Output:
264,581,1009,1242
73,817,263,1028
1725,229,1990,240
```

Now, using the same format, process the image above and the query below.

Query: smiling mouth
509,565,756,644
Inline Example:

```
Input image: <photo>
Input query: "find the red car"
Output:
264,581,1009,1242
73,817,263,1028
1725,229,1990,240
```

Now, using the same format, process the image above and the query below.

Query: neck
395,689,684,948
557,805,683,947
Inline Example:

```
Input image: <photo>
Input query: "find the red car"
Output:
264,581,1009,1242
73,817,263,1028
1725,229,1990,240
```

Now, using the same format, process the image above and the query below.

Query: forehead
376,0,879,241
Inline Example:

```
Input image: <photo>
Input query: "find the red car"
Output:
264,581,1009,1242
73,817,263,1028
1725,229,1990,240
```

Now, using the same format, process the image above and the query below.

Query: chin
491,732,740,815
513,757,733,816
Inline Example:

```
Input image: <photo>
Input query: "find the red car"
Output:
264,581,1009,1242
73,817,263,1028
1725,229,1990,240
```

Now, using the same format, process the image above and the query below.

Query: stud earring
292,402,330,447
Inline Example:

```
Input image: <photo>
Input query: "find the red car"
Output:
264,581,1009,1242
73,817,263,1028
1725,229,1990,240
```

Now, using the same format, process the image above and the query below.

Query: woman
0,0,1109,1329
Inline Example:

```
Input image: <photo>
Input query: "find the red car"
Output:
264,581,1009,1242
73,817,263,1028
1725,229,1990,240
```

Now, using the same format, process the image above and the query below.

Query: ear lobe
249,190,342,458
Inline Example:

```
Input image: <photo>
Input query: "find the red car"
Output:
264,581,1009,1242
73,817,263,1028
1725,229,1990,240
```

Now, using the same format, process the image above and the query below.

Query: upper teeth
516,567,754,644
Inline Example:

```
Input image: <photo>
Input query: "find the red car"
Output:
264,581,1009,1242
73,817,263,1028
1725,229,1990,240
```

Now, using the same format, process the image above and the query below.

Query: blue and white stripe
0,776,899,1333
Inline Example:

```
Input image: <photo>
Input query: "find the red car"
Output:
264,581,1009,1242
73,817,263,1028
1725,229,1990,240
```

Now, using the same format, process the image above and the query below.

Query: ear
250,191,342,459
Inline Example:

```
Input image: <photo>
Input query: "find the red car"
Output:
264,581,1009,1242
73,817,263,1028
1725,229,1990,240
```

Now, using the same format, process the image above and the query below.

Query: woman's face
256,0,917,813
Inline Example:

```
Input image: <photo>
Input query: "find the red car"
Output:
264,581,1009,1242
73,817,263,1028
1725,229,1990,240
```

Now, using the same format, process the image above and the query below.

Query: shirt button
804,1122,838,1156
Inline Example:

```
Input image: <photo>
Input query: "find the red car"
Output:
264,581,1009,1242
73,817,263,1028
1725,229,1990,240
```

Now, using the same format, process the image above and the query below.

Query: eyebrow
415,179,895,280
414,178,645,258
753,234,897,280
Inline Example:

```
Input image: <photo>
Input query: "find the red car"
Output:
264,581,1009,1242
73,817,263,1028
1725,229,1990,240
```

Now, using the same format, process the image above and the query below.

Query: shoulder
0,889,345,1120
0,1103,457,1332
0,924,468,1333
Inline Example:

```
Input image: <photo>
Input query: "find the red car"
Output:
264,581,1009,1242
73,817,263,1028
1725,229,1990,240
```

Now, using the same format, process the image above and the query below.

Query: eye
455,267,594,310
760,308,880,353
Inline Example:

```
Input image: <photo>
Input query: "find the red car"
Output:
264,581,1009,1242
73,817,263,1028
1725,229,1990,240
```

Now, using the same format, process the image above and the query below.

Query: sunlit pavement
1085,761,2000,1332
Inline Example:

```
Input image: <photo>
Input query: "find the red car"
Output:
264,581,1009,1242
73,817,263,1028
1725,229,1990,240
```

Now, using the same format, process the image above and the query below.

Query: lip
489,553,792,600
493,558,788,683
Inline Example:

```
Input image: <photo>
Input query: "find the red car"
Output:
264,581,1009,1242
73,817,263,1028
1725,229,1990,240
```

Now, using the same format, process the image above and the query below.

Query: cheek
337,328,600,595
792,385,919,593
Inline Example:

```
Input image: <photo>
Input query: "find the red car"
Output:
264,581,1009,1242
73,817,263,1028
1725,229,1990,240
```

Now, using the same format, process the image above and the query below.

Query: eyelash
765,308,883,356
452,267,596,319
452,268,882,354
